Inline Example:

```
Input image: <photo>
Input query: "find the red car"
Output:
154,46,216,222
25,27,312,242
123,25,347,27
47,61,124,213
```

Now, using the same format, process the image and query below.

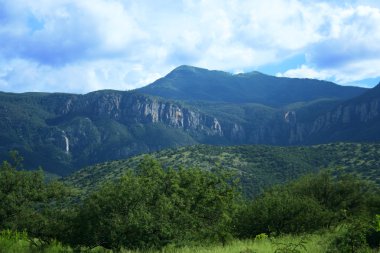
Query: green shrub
327,220,372,253
70,156,241,250
237,191,331,236
254,233,268,240
273,239,307,253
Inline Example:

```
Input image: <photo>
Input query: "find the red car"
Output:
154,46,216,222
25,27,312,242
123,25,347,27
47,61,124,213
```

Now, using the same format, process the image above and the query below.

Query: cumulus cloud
277,4,380,85
0,58,170,93
0,0,379,93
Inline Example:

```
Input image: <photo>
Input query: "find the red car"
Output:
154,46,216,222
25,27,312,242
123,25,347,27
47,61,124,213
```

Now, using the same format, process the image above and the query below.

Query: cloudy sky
1,0,380,93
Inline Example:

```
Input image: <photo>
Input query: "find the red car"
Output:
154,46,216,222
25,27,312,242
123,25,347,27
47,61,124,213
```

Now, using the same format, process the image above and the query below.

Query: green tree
71,156,240,250
236,171,380,238
237,191,330,236
0,153,72,244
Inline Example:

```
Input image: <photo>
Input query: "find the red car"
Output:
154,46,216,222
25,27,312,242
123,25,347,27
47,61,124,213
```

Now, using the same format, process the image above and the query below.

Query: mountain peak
137,65,366,106
173,65,201,71
168,65,208,75
234,70,266,77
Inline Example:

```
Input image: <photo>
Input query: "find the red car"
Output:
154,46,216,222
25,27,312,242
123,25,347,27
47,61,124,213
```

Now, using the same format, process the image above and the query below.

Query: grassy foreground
140,234,332,253
0,232,334,253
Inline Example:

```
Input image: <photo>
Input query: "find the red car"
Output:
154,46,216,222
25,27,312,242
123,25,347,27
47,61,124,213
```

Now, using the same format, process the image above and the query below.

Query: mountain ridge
137,65,367,106
0,66,379,175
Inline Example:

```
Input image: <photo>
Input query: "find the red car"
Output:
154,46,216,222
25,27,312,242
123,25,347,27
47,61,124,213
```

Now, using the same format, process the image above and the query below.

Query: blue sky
0,0,380,93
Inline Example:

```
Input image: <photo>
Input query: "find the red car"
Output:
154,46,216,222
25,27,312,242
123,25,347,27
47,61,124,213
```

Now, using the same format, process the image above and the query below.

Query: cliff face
282,85,380,144
310,99,380,132
45,91,225,137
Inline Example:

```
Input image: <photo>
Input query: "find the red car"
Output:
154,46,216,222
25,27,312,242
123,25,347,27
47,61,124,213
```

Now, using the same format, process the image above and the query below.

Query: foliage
286,172,380,221
69,156,241,250
236,171,380,238
254,233,268,240
0,153,73,244
67,142,380,198
327,220,374,253
237,191,330,236
1,148,380,252
273,238,307,253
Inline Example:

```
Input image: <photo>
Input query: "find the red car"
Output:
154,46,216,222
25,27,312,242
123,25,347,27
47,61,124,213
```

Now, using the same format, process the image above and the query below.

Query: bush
0,159,72,241
327,220,371,253
70,156,241,250
236,171,380,239
237,191,331,237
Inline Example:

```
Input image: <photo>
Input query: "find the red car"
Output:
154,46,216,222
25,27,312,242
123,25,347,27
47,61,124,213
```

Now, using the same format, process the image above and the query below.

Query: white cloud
0,0,380,92
278,3,380,85
0,58,171,93
277,60,380,85
276,65,331,80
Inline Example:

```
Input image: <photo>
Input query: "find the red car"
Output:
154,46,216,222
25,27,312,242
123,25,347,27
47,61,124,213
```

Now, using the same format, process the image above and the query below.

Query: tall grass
134,233,333,253
0,230,73,253
0,229,345,253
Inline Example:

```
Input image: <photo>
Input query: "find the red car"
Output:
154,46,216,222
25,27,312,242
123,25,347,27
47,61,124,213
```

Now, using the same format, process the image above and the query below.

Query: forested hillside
66,142,380,197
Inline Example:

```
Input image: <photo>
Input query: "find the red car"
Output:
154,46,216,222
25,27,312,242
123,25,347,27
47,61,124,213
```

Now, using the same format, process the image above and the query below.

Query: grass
147,233,332,253
0,231,335,253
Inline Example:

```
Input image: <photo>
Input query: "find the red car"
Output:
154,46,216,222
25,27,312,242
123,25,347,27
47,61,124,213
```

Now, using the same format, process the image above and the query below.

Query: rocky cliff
280,84,380,144
43,91,225,136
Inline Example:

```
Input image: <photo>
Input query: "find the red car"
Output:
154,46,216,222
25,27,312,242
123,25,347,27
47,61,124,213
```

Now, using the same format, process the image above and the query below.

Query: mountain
0,66,378,175
137,65,366,107
282,83,380,143
0,90,225,175
65,143,380,197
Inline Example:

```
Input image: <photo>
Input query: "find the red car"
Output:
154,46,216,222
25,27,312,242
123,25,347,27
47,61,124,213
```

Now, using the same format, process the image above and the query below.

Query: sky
1,0,380,93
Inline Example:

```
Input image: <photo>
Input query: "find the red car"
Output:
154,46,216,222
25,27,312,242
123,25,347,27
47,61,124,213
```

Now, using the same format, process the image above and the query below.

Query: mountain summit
137,65,366,107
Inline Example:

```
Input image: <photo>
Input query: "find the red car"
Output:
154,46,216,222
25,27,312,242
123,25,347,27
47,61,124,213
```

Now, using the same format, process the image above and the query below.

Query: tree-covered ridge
66,142,380,197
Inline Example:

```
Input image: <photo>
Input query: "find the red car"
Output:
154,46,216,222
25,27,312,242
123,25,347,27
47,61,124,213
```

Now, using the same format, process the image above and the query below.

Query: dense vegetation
0,154,240,251
1,148,380,252
67,143,380,197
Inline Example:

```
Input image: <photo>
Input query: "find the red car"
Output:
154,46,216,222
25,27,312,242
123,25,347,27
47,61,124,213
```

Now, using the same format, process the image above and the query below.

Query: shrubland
0,151,379,252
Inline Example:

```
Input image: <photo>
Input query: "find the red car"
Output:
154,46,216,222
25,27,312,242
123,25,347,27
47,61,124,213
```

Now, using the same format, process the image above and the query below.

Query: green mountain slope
65,142,380,197
137,65,366,107
0,91,201,175
0,67,378,176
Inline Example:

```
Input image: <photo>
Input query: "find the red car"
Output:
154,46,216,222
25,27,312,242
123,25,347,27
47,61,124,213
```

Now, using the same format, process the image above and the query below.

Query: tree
71,156,240,250
0,152,72,244
236,170,380,238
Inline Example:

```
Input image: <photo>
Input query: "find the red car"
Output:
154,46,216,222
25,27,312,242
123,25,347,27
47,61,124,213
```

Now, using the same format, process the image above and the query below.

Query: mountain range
0,65,379,175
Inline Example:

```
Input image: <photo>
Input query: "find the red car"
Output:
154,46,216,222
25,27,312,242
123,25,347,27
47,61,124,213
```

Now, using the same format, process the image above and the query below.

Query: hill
65,142,380,197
